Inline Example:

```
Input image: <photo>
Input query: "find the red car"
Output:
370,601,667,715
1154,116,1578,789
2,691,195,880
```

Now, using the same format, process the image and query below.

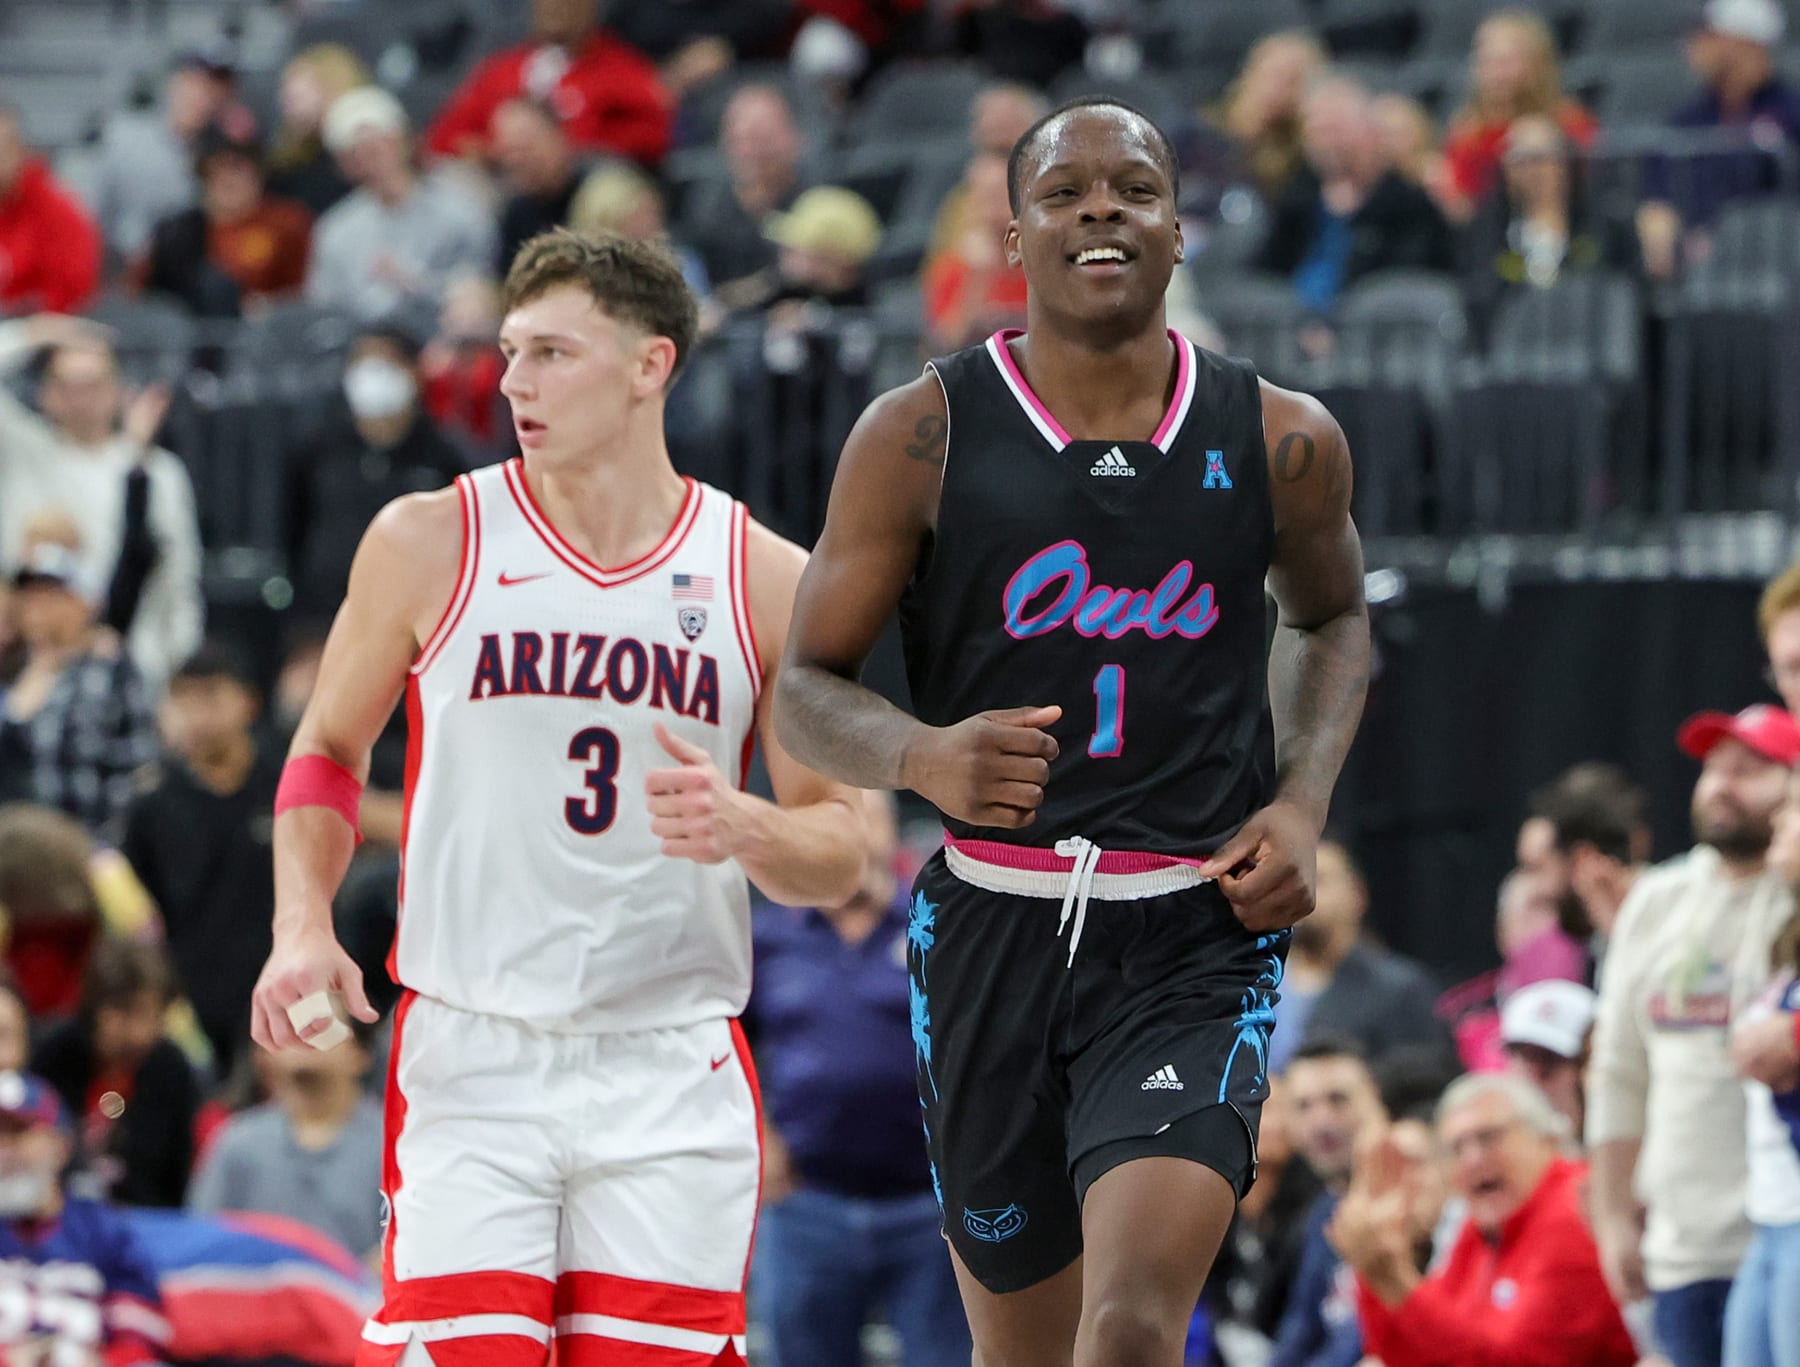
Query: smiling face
1006,105,1182,333
498,283,675,463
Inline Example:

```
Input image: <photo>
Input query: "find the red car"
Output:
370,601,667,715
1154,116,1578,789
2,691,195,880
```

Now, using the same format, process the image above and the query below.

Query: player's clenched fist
903,705,1061,829
251,925,378,1052
647,722,756,864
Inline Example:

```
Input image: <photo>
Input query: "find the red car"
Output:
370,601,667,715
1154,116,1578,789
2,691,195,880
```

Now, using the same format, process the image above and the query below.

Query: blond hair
1760,559,1800,643
1458,10,1567,126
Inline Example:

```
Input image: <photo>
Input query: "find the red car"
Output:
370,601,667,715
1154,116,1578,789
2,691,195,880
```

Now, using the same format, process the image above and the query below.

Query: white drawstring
1053,836,1104,968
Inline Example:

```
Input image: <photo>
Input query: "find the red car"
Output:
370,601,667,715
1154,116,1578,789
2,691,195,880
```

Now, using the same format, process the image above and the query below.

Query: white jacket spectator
0,318,203,695
305,87,497,322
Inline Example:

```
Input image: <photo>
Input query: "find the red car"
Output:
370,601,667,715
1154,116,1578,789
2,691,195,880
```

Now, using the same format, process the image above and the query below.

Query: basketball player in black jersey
773,97,1370,1367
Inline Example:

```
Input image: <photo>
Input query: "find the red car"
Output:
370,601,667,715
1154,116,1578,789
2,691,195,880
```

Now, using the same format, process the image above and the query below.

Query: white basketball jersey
396,459,760,1032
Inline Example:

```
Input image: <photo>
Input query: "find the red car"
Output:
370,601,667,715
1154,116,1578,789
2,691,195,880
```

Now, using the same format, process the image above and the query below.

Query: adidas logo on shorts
1091,445,1136,477
1141,1064,1184,1091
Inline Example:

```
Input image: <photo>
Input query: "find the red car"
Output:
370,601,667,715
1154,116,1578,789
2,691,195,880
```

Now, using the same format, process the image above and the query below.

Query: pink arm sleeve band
275,754,364,842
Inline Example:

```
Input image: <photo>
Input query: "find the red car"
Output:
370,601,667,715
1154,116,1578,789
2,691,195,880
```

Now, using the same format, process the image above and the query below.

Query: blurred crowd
6,0,1800,1361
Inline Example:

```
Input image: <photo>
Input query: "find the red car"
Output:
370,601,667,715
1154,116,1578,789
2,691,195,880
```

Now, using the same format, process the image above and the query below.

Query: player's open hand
903,705,1061,829
647,722,750,864
250,925,378,1052
1198,801,1319,933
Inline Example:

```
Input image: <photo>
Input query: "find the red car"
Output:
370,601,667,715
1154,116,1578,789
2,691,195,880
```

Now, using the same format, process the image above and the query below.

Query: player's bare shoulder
831,371,953,520
349,485,468,648
1258,379,1353,534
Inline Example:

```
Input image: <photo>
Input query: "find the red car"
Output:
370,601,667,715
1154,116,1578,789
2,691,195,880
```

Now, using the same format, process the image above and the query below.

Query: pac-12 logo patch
964,1204,1029,1243
678,607,707,641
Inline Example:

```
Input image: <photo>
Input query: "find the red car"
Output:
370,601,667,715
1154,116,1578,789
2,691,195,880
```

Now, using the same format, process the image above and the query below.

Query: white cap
322,86,408,156
1701,0,1786,45
12,542,98,602
1500,979,1598,1061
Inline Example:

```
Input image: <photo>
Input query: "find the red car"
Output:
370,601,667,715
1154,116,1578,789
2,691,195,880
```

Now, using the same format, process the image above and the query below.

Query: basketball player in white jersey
247,230,865,1366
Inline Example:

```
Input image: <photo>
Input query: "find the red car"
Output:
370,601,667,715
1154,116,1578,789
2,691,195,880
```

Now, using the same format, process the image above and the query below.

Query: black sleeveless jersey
899,329,1275,855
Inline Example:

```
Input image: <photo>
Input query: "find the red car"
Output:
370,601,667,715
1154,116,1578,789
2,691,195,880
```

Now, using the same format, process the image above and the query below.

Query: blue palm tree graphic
909,892,940,1099
1218,934,1285,1103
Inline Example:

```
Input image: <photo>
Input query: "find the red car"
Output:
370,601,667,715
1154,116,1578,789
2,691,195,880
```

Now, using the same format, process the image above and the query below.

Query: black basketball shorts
906,849,1287,1294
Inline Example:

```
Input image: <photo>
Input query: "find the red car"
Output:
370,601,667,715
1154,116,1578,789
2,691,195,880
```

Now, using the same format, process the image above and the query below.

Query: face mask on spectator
343,358,417,421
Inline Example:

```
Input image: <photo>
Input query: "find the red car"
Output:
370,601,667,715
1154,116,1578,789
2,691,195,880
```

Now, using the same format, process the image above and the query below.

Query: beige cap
322,85,408,155
766,186,883,266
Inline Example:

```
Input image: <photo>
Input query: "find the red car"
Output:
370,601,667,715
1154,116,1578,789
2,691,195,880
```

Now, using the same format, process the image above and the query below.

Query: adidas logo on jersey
1090,445,1136,477
1141,1064,1184,1091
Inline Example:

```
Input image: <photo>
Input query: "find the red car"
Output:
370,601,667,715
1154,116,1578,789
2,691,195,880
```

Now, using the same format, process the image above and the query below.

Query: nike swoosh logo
498,571,553,587
710,1054,731,1071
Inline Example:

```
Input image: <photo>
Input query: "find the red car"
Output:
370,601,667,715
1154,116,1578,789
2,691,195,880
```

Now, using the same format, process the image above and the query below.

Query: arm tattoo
1273,431,1315,483
903,415,948,466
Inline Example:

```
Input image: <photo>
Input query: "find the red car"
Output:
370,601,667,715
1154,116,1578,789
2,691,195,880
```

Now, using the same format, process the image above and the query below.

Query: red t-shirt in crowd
923,252,1029,349
1355,1157,1638,1367
1444,101,1599,204
0,158,102,314
210,198,313,300
426,31,672,165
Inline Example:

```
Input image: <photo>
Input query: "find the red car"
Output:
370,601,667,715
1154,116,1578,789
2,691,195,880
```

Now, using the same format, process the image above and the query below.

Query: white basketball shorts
356,991,761,1366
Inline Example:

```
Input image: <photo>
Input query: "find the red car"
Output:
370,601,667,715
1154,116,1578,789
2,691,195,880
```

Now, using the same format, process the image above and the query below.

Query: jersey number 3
566,726,621,834
1089,664,1125,758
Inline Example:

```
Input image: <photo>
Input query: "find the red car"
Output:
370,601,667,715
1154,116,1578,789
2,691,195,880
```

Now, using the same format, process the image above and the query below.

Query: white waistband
944,846,1212,901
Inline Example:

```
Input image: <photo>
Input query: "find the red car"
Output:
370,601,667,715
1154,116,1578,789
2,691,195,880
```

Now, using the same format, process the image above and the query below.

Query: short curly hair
502,229,698,385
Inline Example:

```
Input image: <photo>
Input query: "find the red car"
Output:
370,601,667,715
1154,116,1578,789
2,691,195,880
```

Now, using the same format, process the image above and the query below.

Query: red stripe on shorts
553,1272,742,1336
376,1269,555,1325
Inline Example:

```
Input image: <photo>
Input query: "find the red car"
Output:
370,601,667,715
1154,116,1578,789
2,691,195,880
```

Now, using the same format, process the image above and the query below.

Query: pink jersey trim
985,328,1199,454
944,831,1208,875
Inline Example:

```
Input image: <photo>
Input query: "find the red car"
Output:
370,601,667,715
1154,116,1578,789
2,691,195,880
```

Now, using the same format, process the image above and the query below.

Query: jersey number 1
566,726,621,834
1089,664,1125,758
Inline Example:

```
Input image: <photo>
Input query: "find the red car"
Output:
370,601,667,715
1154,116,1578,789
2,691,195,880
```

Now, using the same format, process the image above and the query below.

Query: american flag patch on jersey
672,573,714,601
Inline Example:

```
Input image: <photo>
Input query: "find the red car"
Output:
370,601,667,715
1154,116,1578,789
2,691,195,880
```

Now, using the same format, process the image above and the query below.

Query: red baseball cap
1677,703,1800,766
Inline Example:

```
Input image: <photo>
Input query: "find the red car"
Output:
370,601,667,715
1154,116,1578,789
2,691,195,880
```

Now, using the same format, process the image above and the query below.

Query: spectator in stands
718,183,881,316
685,84,808,291
1270,1039,1389,1367
286,322,467,616
0,539,157,843
1589,704,1800,1367
1258,74,1454,317
0,1070,168,1363
926,83,1047,267
1332,1072,1637,1367
189,1022,384,1260
0,803,106,1022
1761,557,1800,715
746,793,970,1367
1495,864,1588,1000
0,103,101,315
33,939,197,1209
1500,977,1597,1141
492,98,584,272
1268,840,1454,1075
1215,30,1326,204
1440,10,1597,223
138,127,313,318
426,0,672,165
266,43,369,216
1372,93,1445,199
120,642,275,1077
306,87,499,326
1207,1078,1328,1351
0,315,204,694
1638,0,1800,280
94,45,252,260
568,162,711,297
1461,114,1641,341
420,272,510,465
923,152,1026,350
1544,762,1652,972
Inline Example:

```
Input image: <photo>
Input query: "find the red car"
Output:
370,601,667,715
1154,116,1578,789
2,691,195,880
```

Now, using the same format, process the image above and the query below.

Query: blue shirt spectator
743,793,970,1367
1270,1193,1366,1367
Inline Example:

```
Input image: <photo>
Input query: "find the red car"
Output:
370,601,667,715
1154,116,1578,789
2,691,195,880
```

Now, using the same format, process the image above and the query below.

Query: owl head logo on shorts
678,607,707,641
963,1203,1028,1243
